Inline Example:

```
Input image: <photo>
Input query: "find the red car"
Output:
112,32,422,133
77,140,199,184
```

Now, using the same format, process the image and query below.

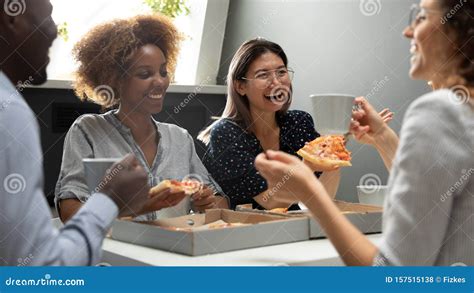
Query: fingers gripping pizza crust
297,135,352,167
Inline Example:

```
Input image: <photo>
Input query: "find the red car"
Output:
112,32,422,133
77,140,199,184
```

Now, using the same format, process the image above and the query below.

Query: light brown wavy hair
72,14,183,108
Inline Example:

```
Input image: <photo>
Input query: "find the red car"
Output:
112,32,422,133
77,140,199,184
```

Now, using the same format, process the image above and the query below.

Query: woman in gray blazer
255,0,474,266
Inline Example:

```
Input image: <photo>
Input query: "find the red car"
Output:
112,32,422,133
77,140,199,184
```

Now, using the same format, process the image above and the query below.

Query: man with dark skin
0,0,155,266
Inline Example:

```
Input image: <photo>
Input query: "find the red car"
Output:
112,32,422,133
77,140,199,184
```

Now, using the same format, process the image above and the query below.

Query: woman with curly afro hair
55,14,228,223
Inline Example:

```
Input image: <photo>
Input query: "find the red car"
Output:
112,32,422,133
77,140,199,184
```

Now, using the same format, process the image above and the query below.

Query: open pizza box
236,200,383,239
110,209,309,256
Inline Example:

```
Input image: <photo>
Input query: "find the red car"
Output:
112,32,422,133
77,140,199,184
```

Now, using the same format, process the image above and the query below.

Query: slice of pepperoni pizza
297,135,352,168
149,179,202,196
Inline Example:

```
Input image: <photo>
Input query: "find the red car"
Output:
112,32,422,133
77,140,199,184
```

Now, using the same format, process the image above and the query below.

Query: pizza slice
297,135,352,168
269,207,288,214
149,179,202,196
180,180,202,195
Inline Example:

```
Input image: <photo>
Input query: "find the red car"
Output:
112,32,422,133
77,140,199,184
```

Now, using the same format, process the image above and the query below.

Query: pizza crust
297,148,352,168
164,220,249,231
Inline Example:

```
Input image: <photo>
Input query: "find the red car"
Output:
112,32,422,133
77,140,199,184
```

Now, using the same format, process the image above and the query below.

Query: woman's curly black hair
73,14,183,108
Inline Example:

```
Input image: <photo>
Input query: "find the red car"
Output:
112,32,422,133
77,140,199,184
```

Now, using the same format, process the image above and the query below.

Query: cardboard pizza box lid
110,209,310,256
235,200,383,238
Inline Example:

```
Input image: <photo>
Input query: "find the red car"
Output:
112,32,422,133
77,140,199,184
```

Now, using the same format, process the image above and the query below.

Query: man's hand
97,154,149,217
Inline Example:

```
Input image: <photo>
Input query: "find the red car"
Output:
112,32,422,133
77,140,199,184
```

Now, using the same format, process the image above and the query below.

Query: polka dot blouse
203,110,321,210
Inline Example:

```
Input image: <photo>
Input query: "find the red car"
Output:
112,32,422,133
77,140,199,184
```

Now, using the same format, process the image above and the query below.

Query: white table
101,234,383,266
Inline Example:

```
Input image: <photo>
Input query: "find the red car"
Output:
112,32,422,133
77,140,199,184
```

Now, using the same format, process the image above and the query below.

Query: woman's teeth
410,41,418,55
149,94,163,99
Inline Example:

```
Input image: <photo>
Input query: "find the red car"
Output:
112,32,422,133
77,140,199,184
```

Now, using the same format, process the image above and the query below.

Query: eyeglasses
408,3,440,29
241,68,294,89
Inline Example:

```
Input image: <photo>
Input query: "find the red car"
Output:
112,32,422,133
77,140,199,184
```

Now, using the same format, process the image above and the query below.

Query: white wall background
48,0,225,85
218,0,432,202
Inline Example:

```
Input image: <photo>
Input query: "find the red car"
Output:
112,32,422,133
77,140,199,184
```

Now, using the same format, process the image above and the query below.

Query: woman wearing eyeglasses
198,38,372,210
255,0,473,266
197,38,330,210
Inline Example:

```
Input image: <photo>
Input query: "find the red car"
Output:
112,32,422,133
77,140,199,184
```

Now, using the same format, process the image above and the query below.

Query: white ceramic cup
357,185,388,207
83,158,121,193
310,94,355,135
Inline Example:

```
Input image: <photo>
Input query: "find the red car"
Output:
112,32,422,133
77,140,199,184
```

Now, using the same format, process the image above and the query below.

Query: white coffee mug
310,94,355,135
83,158,121,193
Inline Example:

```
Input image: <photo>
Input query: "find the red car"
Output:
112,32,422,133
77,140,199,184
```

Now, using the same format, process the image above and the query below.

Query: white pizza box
236,200,383,239
110,209,309,256
309,201,383,239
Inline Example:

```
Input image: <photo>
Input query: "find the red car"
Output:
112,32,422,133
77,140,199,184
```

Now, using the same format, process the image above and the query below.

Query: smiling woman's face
120,44,170,114
236,52,292,114
403,0,458,83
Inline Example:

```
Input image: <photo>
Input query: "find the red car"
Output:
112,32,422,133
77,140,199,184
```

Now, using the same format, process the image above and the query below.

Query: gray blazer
374,90,474,266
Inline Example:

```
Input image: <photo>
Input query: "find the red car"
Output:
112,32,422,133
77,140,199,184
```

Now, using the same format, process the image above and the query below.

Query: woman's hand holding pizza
191,186,217,213
141,187,188,214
